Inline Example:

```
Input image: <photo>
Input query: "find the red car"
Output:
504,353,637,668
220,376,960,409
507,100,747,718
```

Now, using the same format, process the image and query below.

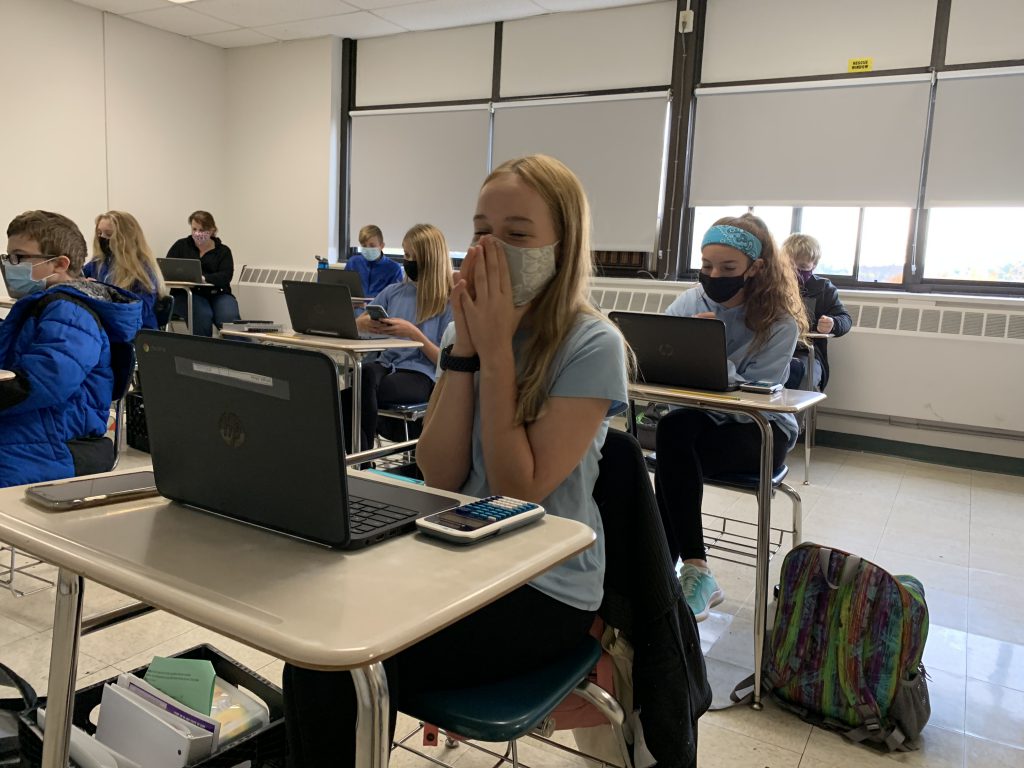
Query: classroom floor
1,445,1022,767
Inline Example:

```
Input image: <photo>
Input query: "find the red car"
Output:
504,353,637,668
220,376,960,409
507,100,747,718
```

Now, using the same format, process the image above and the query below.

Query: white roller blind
349,107,491,252
690,77,932,206
925,69,1024,206
492,94,669,251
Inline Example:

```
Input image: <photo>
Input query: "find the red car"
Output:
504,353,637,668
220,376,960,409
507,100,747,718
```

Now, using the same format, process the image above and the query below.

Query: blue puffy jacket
82,258,161,329
0,281,143,488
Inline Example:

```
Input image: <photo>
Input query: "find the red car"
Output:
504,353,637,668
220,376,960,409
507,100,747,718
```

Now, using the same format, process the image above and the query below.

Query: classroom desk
164,280,205,334
0,296,14,310
801,332,834,485
0,470,595,768
0,370,13,382
627,382,825,709
219,329,421,455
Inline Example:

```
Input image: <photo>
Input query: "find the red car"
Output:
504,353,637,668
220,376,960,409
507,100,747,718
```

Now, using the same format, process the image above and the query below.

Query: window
689,206,793,270
925,208,1024,283
858,208,911,284
800,207,859,277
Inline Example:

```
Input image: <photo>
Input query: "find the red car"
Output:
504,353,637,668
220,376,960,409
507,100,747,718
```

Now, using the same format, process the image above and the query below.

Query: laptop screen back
135,331,352,546
157,258,204,282
317,268,366,297
282,281,359,338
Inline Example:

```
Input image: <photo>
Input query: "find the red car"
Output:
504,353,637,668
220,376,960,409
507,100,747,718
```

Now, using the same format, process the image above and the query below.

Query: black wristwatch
439,344,480,373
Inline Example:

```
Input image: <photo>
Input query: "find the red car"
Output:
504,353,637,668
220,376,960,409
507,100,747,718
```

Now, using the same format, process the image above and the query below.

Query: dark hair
7,210,87,274
188,210,217,234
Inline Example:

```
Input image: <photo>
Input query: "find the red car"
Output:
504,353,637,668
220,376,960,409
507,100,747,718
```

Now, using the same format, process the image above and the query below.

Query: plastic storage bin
19,644,284,767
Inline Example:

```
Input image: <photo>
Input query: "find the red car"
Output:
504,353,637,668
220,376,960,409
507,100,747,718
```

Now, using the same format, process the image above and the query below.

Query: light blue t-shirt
436,314,629,611
371,282,453,381
665,284,800,448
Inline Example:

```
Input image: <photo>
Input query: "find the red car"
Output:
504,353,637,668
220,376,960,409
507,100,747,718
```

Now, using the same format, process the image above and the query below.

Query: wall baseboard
815,430,1024,477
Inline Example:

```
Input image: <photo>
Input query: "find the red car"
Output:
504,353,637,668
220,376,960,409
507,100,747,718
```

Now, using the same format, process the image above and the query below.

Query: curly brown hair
713,213,808,349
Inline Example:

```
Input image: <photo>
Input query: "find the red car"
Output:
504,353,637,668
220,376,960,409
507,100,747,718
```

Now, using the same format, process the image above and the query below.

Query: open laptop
134,331,459,548
609,312,739,392
157,257,204,283
282,280,365,339
316,267,369,301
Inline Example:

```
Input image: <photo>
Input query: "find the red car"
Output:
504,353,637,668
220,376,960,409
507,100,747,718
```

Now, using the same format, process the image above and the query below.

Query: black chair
154,294,174,331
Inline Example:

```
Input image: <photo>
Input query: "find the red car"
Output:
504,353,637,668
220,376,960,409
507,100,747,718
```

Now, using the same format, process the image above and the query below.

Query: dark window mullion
852,207,865,281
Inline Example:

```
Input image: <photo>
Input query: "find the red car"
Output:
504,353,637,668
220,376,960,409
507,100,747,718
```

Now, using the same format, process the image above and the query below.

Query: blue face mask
361,247,382,262
1,258,56,299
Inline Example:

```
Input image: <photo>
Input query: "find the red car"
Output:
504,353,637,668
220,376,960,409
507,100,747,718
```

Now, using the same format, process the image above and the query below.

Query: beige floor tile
78,608,196,666
0,630,108,692
925,625,968,676
257,659,285,688
800,723,964,768
878,522,970,569
967,596,1024,647
702,696,812,754
970,470,1024,496
695,720,801,767
969,568,1024,615
928,667,967,733
964,735,1024,768
887,494,971,532
0,614,38,647
872,551,969,597
966,633,1024,693
896,464,973,506
964,678,1024,749
969,524,1024,577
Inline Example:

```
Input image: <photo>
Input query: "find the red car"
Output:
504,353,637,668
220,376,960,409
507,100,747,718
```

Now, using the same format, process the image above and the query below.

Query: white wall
702,0,937,82
104,14,226,257
223,38,341,271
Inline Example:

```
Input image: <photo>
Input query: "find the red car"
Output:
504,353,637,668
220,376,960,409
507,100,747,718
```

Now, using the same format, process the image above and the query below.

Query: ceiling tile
327,0,413,9
71,0,168,13
257,11,406,40
192,28,279,47
374,0,545,32
188,0,358,28
124,5,239,36
532,0,651,11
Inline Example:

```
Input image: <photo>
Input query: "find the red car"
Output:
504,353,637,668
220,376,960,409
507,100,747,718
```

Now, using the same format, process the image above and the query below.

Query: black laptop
316,267,368,300
157,257,204,283
609,312,739,392
134,331,459,548
282,280,364,339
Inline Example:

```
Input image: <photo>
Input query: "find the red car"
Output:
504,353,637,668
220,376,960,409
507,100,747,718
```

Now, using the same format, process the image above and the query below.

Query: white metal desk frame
0,369,13,381
627,382,824,709
164,280,204,334
0,471,594,768
801,332,833,485
220,329,420,453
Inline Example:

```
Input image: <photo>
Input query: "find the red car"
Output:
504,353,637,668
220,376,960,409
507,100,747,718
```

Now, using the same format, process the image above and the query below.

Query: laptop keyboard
349,495,419,535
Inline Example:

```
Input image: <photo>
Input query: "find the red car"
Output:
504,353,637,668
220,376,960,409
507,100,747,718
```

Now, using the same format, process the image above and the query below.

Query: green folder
143,656,216,716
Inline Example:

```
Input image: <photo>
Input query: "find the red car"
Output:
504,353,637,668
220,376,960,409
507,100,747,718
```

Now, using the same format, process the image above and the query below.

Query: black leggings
283,586,594,767
341,363,434,452
654,409,789,563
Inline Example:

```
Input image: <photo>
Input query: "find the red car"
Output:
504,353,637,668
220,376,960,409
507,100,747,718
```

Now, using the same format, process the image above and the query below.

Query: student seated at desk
84,210,167,330
165,210,241,336
781,233,852,390
345,224,403,298
283,155,630,767
343,223,453,450
0,210,142,488
656,215,807,621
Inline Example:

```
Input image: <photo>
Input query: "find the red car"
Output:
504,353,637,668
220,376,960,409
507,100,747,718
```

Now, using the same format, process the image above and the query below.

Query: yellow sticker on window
848,57,874,72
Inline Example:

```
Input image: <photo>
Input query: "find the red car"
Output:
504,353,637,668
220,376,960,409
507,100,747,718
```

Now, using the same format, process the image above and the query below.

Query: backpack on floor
764,543,930,751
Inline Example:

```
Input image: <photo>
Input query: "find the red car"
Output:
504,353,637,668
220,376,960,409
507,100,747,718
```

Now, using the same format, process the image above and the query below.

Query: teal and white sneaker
679,563,724,622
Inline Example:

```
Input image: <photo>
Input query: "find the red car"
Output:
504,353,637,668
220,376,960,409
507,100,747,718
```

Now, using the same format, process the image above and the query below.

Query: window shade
689,77,932,206
492,94,669,251
925,69,1024,206
349,107,491,252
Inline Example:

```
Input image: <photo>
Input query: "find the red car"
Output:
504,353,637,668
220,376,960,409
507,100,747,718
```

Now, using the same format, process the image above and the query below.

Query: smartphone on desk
25,470,158,511
739,380,784,395
365,304,390,322
417,495,545,544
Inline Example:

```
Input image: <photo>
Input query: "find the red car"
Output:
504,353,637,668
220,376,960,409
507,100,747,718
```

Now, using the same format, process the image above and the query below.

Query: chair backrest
154,294,174,330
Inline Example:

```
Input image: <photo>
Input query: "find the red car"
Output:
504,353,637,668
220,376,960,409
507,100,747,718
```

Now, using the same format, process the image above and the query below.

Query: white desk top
630,382,825,414
0,369,13,382
164,280,205,288
220,328,421,354
0,469,594,670
0,297,14,309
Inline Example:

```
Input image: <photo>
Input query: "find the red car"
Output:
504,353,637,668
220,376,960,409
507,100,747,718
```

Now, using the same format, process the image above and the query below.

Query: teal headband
701,224,762,261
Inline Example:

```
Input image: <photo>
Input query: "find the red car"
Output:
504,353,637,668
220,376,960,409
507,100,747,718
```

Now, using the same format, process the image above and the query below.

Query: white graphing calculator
416,495,545,544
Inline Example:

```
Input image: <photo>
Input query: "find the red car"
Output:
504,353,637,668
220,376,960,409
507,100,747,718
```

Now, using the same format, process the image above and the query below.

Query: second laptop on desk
610,312,739,392
157,257,204,283
282,280,372,339
135,331,458,549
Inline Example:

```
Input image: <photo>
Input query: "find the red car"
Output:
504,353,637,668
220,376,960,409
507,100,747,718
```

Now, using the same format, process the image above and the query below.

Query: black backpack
0,663,36,766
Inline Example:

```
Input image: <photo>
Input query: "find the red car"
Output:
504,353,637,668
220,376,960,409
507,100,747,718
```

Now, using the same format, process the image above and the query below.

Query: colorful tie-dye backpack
764,543,930,751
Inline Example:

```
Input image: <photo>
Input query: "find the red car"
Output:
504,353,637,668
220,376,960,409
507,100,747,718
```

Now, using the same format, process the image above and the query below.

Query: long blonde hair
485,155,631,425
715,213,808,348
402,224,453,324
92,211,167,297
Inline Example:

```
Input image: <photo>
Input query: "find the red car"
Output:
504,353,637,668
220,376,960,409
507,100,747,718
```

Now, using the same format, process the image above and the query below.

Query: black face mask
99,236,113,258
698,271,747,304
404,260,419,282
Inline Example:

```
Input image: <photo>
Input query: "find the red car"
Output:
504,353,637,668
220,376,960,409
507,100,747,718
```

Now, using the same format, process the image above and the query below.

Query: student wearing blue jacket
83,210,167,329
656,214,808,621
344,223,453,450
344,224,403,298
0,210,143,488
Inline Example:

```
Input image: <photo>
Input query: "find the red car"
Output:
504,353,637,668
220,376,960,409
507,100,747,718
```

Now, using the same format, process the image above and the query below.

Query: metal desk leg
803,345,816,485
186,289,195,335
42,569,85,767
350,354,364,453
352,662,390,768
627,398,638,439
751,413,774,711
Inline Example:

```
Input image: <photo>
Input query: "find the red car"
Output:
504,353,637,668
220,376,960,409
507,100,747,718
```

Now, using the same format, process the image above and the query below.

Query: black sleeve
0,372,32,411
204,244,234,289
817,280,852,337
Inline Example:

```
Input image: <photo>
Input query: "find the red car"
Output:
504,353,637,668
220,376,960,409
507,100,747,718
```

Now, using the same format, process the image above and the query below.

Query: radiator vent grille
899,308,920,332
941,311,963,335
879,306,900,330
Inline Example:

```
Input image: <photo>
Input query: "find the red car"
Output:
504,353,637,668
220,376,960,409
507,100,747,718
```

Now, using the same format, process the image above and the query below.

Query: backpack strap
0,661,37,712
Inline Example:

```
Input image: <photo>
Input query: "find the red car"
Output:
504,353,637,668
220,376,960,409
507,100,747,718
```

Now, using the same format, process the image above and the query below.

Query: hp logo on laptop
218,412,246,449
657,343,674,357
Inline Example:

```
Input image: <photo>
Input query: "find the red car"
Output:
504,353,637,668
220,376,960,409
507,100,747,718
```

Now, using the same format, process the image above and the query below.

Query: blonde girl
85,211,167,328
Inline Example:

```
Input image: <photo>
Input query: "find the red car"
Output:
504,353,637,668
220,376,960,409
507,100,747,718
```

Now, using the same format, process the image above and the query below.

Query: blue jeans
174,291,240,336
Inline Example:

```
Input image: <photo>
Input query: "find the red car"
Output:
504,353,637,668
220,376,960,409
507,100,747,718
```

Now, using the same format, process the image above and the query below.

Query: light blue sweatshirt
665,284,800,448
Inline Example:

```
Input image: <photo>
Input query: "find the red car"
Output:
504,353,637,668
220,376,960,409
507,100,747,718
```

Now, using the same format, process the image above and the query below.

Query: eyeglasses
0,252,55,266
